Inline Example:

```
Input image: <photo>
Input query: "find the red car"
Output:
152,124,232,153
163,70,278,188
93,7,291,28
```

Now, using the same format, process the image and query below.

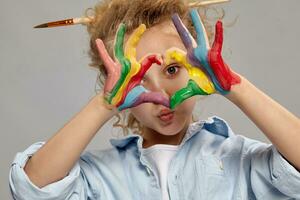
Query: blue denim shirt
9,116,300,200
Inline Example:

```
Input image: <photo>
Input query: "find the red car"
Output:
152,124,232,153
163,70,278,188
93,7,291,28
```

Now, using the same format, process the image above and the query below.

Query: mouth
157,109,175,122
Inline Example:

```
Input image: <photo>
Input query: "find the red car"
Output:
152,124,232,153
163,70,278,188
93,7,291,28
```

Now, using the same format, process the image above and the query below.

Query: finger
115,54,162,107
125,24,146,62
114,23,126,62
190,9,210,50
171,13,194,51
170,79,209,110
112,25,146,106
165,48,215,94
117,85,146,111
126,54,162,92
132,91,170,108
95,39,116,69
211,20,223,53
108,59,131,104
118,86,170,111
190,10,226,94
95,39,121,93
108,24,131,104
137,54,162,82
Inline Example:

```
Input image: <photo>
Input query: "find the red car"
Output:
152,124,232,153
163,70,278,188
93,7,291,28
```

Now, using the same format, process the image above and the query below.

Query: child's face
129,20,197,137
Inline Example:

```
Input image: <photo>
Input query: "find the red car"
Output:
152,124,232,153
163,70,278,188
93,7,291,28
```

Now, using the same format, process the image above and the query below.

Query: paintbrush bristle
34,23,48,28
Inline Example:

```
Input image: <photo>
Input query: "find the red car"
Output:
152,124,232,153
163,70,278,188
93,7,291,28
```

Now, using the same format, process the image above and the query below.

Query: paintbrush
34,17,94,28
33,0,230,28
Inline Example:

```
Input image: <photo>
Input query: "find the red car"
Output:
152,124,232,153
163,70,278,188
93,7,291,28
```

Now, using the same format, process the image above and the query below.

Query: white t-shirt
142,144,179,200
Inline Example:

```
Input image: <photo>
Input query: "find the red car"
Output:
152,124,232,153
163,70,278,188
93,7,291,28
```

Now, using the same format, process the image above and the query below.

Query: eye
165,65,180,76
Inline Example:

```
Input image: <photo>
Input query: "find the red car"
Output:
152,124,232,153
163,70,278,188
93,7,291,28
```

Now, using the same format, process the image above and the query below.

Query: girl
9,0,300,199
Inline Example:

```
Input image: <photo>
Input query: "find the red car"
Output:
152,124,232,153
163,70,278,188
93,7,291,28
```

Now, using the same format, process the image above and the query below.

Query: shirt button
146,167,151,175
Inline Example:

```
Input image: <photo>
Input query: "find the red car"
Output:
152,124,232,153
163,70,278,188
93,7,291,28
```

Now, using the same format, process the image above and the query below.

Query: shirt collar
109,115,233,149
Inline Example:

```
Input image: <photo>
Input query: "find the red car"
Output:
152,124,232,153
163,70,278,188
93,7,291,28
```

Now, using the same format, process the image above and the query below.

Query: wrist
223,75,248,104
91,92,119,118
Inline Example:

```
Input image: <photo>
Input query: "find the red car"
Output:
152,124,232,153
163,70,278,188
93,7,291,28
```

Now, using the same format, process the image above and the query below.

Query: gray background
1,0,299,199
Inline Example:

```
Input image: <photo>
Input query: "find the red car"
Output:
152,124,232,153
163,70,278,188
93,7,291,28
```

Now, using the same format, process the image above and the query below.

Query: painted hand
170,9,241,109
95,23,169,111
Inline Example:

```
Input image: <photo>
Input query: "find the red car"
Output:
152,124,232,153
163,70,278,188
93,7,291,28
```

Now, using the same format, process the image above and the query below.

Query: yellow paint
165,48,215,94
111,24,146,105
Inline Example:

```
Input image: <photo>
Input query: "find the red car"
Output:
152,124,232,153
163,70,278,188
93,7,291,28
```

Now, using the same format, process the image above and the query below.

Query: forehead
134,20,187,61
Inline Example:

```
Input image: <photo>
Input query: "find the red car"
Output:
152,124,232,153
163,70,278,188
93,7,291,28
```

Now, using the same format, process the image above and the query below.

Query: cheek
129,103,153,124
177,95,197,114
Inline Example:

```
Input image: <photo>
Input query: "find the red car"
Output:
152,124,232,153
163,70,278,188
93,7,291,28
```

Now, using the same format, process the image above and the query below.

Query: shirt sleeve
242,137,300,199
9,141,102,200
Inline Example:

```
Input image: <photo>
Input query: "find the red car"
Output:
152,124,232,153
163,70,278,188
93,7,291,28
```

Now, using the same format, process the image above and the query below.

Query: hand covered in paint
170,9,241,108
95,23,169,111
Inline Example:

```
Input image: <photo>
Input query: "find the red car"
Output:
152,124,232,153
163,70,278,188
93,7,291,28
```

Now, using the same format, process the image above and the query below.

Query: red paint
116,55,162,107
208,21,241,91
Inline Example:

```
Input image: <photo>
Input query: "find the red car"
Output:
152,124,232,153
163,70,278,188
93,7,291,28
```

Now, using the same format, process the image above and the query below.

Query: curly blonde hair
84,0,225,136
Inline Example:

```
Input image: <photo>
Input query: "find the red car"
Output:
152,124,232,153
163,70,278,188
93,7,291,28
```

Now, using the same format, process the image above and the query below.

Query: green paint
108,23,131,103
170,79,209,109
